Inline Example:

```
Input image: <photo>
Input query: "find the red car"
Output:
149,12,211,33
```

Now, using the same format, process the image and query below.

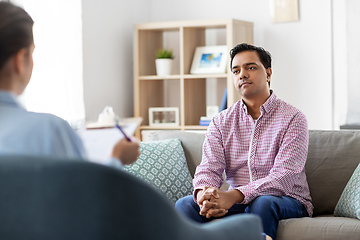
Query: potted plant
155,48,174,76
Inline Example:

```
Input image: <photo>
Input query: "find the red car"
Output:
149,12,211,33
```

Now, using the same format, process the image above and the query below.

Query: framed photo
190,45,228,74
149,107,179,127
270,0,299,23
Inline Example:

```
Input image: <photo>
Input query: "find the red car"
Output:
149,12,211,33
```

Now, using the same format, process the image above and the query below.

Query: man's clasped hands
196,186,245,219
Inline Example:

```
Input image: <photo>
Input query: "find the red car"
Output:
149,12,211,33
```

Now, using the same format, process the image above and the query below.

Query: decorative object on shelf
86,106,142,131
155,48,174,76
199,105,219,126
98,106,116,125
149,107,179,127
220,88,228,112
206,106,219,119
270,0,299,23
190,45,228,74
86,106,117,128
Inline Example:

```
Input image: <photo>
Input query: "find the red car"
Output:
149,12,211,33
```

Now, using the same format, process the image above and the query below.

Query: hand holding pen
115,123,132,142
111,123,140,165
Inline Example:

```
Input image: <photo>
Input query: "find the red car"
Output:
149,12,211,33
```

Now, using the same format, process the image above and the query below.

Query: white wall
82,0,351,130
333,0,348,128
82,0,151,121
345,0,360,125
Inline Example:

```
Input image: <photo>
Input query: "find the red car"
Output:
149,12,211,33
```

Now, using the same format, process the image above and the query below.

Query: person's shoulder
27,111,61,122
275,98,307,121
276,97,303,114
209,100,242,131
26,111,72,129
215,100,241,120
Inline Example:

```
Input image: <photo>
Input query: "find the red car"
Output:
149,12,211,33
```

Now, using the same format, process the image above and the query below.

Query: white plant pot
155,59,173,76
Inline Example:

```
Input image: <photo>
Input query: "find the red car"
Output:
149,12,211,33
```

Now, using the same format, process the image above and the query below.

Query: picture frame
190,45,228,74
149,107,179,127
270,0,299,23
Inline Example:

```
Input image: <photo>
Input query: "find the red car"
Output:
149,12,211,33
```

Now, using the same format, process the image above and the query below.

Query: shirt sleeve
52,119,124,169
237,112,309,204
192,117,226,197
102,157,123,169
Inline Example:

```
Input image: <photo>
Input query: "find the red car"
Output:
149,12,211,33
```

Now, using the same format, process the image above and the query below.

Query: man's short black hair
229,43,272,70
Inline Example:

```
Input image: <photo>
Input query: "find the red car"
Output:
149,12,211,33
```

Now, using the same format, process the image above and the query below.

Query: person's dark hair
230,43,272,70
230,43,272,87
0,2,34,71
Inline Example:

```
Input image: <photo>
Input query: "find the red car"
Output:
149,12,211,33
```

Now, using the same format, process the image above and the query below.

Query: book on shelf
220,88,227,112
199,116,212,126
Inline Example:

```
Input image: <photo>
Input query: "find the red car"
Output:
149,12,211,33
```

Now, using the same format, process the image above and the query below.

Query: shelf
140,126,182,130
134,19,253,140
140,125,208,131
138,74,228,80
139,75,181,80
184,125,208,130
183,73,228,79
136,19,253,30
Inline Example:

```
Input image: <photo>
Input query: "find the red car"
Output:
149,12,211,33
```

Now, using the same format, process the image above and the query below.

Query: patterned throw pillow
123,138,193,203
334,163,360,219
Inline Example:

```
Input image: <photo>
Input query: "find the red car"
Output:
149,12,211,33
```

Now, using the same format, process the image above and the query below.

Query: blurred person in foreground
0,2,139,167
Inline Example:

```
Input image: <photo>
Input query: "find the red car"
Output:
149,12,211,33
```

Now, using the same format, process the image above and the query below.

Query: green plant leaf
156,48,174,59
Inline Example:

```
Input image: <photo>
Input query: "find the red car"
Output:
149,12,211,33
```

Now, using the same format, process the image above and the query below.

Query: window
11,0,85,127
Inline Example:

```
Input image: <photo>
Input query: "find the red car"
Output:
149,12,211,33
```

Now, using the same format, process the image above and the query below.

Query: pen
115,123,132,142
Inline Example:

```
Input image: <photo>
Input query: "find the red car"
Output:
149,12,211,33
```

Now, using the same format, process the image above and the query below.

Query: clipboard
86,117,142,136
78,117,142,163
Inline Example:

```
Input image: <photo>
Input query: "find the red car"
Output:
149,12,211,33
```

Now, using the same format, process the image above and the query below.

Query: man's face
231,51,271,101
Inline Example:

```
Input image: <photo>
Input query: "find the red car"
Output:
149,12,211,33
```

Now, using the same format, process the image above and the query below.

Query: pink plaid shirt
193,92,313,216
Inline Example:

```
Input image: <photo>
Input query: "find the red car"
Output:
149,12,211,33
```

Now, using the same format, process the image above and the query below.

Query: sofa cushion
306,130,360,216
123,138,193,203
334,163,360,219
148,131,205,178
276,215,360,240
148,131,232,191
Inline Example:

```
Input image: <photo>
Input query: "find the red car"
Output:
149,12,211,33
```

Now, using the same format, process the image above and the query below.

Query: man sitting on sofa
175,43,313,240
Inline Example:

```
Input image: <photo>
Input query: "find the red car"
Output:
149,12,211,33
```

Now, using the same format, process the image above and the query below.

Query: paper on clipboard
116,117,143,137
86,117,142,136
77,117,142,163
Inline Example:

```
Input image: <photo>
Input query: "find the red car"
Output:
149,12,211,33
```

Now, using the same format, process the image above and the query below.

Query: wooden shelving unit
134,19,253,139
